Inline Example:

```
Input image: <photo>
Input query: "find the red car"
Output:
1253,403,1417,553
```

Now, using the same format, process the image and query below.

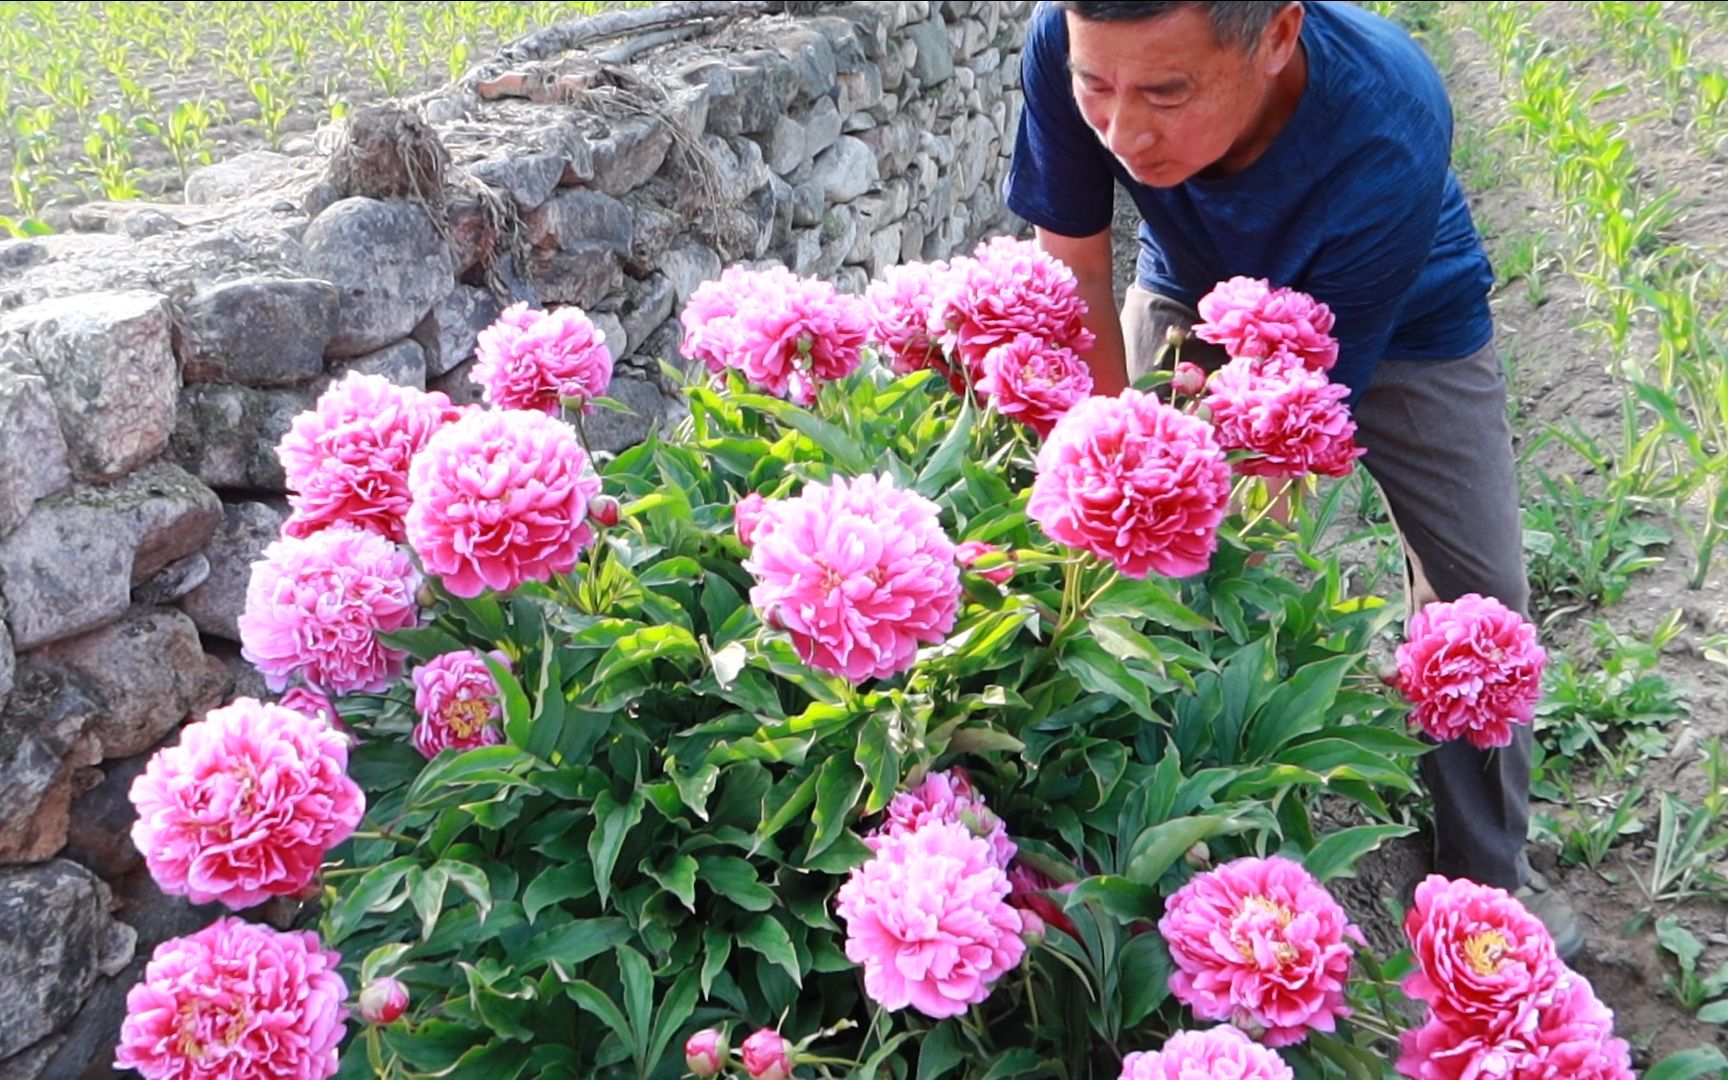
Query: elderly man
1004,0,1581,958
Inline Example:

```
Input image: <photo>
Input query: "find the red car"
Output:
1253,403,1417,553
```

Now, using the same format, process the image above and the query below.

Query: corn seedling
1643,739,1728,902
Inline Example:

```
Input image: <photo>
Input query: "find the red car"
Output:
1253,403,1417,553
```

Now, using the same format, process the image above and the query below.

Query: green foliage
1534,614,1688,771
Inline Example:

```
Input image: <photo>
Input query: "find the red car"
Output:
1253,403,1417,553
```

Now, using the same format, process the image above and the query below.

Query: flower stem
353,829,417,846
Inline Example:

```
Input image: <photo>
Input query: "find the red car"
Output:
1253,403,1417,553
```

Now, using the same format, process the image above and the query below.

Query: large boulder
0,358,72,538
175,276,340,387
0,861,135,1061
302,197,453,358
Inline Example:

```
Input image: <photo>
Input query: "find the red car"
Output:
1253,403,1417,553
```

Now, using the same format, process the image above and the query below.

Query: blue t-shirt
1004,0,1495,396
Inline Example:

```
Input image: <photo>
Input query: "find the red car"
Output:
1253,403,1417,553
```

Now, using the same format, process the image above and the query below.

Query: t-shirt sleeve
1003,4,1118,238
1299,126,1450,401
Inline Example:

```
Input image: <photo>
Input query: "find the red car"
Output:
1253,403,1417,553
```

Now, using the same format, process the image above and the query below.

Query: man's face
1065,6,1274,187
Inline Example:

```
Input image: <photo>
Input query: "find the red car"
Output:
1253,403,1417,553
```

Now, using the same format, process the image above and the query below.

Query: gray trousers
1124,284,1531,889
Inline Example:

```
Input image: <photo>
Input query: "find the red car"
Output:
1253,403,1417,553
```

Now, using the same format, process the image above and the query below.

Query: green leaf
482,652,537,756
405,744,534,810
696,855,776,911
915,396,974,499
917,1021,966,1080
1092,577,1215,631
408,864,449,942
441,860,494,925
1657,916,1704,972
738,913,802,986
1643,1046,1728,1080
566,980,637,1061
594,624,702,685
617,946,655,1064
978,1049,1050,1080
856,713,901,815
757,768,820,846
325,856,416,943
360,943,413,983
1300,824,1416,882
1063,875,1158,921
1125,813,1252,887
701,926,734,998
1696,1001,1728,1024
647,853,699,912
588,789,646,907
732,391,871,472
1242,654,1355,761
646,969,702,1071
440,1038,533,1080
516,916,632,971
808,754,865,860
1118,933,1172,1025
522,862,596,923
1059,638,1152,717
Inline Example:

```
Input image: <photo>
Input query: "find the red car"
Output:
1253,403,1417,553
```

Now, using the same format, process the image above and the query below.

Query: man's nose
1104,108,1156,157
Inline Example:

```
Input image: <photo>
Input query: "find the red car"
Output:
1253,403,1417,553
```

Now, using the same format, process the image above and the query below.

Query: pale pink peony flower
1158,855,1365,1047
835,819,1026,1017
411,649,511,758
277,372,466,542
129,698,364,910
405,408,601,598
976,332,1095,438
1120,1025,1296,1080
1401,875,1563,1030
685,1028,729,1078
1396,969,1633,1080
471,301,615,414
866,260,951,375
357,977,409,1025
114,917,347,1080
929,236,1096,386
955,540,1015,586
239,524,420,695
740,1028,793,1080
278,686,339,728
1202,355,1364,479
1395,594,1547,749
735,492,770,548
681,265,869,405
1007,862,1078,940
1171,361,1210,397
1194,277,1339,372
1028,390,1232,578
744,473,960,683
873,767,1016,869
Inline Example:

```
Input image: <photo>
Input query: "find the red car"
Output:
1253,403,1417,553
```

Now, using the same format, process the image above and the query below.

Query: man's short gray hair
1055,1,1294,51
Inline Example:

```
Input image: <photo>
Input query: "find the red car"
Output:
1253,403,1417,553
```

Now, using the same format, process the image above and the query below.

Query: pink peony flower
1202,355,1364,478
277,686,339,728
239,525,420,695
744,473,960,683
405,408,601,598
873,767,1016,869
740,1028,792,1080
734,492,770,548
1120,1025,1296,1080
129,698,364,910
681,265,869,405
929,236,1096,386
976,332,1095,438
471,301,615,414
114,917,347,1080
1395,594,1546,749
277,373,466,543
1028,390,1232,578
1007,862,1078,940
1194,277,1339,372
866,260,951,375
685,1028,729,1078
955,540,1015,586
1396,969,1633,1080
1171,361,1210,397
411,649,511,758
357,977,409,1025
1401,875,1562,1030
1158,855,1364,1047
835,819,1026,1017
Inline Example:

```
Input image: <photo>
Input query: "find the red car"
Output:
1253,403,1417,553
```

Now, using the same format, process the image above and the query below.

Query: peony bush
114,250,1643,1080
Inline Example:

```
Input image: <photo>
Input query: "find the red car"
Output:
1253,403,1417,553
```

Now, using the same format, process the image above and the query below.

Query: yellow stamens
1463,930,1509,976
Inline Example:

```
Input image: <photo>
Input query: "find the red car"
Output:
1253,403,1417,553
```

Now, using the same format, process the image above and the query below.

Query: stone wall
0,1,1030,1075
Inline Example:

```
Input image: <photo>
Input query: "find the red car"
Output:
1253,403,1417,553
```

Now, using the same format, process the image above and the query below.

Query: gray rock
131,553,212,606
581,364,688,456
837,64,885,116
421,285,502,378
842,110,878,135
789,228,823,276
302,197,453,358
624,203,679,276
0,861,130,1060
528,244,623,308
586,313,627,366
0,362,72,538
859,119,920,177
2,291,177,482
447,195,500,279
175,276,340,387
590,116,672,197
906,18,956,84
469,149,563,211
618,274,676,362
33,606,227,761
767,173,795,249
171,382,315,492
121,208,182,238
812,137,878,203
179,500,290,643
810,15,872,71
728,137,771,197
183,151,307,204
760,113,809,176
428,355,487,409
0,718,74,864
901,209,928,263
61,750,151,880
777,27,839,104
803,97,845,161
0,463,222,650
658,245,723,306
867,222,904,277
333,338,426,390
0,618,11,716
706,59,790,137
816,205,859,277
835,265,870,295
791,180,825,228
528,188,634,255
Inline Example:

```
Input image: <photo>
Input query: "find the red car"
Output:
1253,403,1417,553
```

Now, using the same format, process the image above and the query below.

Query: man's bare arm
1034,226,1126,397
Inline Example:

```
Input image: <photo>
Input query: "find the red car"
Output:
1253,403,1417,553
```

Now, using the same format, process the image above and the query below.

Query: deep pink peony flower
866,260,951,376
1120,1025,1296,1080
1007,862,1078,940
1194,277,1339,372
929,236,1096,386
357,977,408,1025
873,767,1016,869
239,524,420,695
740,1028,792,1080
129,698,364,910
1202,355,1364,479
685,1028,729,1078
277,372,465,543
744,473,960,683
1396,969,1633,1080
836,819,1026,1017
114,917,347,1080
1158,855,1364,1047
1028,390,1232,578
1395,594,1546,749
955,540,1015,586
405,408,601,598
1401,875,1562,1030
471,301,615,415
735,492,770,548
278,686,339,728
411,649,511,758
681,265,869,405
976,332,1095,438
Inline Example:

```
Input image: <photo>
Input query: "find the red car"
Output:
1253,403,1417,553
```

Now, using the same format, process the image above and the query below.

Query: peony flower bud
684,1028,728,1077
1171,360,1208,397
1184,841,1211,870
955,540,1015,585
587,493,621,528
1020,909,1047,948
734,492,769,548
1165,324,1190,348
357,977,409,1025
740,1028,793,1080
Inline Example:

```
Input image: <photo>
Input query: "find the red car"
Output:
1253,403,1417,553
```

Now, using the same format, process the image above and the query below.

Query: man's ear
1260,1,1305,76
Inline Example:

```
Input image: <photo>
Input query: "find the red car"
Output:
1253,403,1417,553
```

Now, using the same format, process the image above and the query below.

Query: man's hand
1035,227,1128,396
